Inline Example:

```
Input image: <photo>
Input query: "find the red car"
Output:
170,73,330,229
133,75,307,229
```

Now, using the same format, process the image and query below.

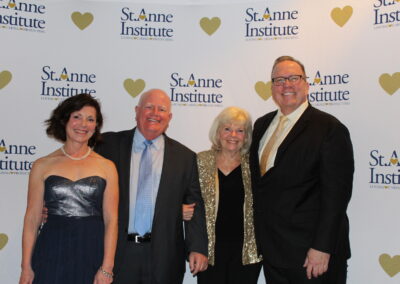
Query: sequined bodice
44,175,106,217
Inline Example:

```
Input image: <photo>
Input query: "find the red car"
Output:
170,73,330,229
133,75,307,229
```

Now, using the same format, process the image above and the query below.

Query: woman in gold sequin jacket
183,107,262,284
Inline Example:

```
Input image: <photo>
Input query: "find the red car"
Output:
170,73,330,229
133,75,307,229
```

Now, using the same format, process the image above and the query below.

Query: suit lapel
274,106,313,165
252,111,277,178
152,134,172,227
253,111,277,159
255,112,277,146
119,128,135,223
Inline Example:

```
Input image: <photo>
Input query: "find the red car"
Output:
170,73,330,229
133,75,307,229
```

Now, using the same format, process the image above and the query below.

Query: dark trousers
198,243,261,284
262,256,348,284
113,242,153,284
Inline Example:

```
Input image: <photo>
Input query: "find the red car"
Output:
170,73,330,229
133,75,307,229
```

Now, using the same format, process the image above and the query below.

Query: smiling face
65,105,97,144
271,60,309,115
135,90,172,140
218,122,246,154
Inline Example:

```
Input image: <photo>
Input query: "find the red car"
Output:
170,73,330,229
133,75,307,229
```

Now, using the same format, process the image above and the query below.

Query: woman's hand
19,267,34,284
93,267,113,284
182,203,196,221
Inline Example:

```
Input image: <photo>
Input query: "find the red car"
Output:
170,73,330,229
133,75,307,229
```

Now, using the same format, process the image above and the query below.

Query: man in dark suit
250,56,354,283
95,89,208,284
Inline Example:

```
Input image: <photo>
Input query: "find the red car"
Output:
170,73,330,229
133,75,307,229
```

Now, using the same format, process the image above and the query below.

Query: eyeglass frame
271,75,307,86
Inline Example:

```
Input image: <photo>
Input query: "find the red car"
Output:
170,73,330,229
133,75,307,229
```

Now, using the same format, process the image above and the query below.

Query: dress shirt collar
133,129,163,152
277,100,309,123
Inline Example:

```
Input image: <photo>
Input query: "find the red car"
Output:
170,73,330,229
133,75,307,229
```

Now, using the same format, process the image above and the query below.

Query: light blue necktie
134,140,153,236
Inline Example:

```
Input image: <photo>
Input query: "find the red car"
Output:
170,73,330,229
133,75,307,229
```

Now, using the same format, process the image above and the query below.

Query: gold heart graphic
379,254,400,277
60,74,68,80
200,17,221,36
390,158,398,165
188,80,195,86
263,14,270,19
8,3,16,8
379,72,400,95
314,78,321,84
71,12,94,30
0,234,8,250
255,81,272,101
123,79,145,98
139,15,146,20
0,70,12,90
331,6,353,27
0,146,6,152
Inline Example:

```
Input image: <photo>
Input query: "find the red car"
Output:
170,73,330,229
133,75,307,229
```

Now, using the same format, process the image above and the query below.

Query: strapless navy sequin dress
32,175,106,284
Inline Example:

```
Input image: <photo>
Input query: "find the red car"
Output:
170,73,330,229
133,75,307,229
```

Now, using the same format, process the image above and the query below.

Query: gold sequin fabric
197,150,262,265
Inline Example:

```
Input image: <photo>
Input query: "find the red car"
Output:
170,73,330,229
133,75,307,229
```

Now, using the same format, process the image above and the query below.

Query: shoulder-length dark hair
45,93,103,147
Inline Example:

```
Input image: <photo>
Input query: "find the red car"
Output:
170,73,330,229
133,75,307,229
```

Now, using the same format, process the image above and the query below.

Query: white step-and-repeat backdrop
1,0,399,283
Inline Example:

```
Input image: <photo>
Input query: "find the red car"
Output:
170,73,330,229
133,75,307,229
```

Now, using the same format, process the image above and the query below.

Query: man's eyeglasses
271,75,305,86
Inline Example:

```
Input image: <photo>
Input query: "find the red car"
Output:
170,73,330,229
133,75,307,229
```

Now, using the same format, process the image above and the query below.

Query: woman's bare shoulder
92,151,117,171
31,149,63,174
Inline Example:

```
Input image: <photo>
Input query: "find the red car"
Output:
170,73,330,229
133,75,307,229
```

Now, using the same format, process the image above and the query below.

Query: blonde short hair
209,106,252,154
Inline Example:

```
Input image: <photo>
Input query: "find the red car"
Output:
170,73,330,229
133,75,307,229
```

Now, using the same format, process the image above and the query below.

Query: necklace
61,146,92,161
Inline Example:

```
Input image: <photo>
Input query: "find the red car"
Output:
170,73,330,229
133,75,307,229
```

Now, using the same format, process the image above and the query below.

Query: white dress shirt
128,129,164,234
258,101,308,172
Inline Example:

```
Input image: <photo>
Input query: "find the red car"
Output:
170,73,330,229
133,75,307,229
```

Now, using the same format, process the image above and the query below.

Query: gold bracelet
99,266,113,279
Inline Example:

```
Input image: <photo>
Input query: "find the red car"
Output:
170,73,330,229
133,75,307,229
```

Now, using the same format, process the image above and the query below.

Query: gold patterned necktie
259,115,288,175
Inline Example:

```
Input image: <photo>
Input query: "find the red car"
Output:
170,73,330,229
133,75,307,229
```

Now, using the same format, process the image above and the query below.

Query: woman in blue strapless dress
19,94,119,284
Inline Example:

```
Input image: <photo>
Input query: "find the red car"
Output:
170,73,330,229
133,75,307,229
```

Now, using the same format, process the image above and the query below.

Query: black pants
113,242,153,284
198,243,261,284
262,256,348,284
